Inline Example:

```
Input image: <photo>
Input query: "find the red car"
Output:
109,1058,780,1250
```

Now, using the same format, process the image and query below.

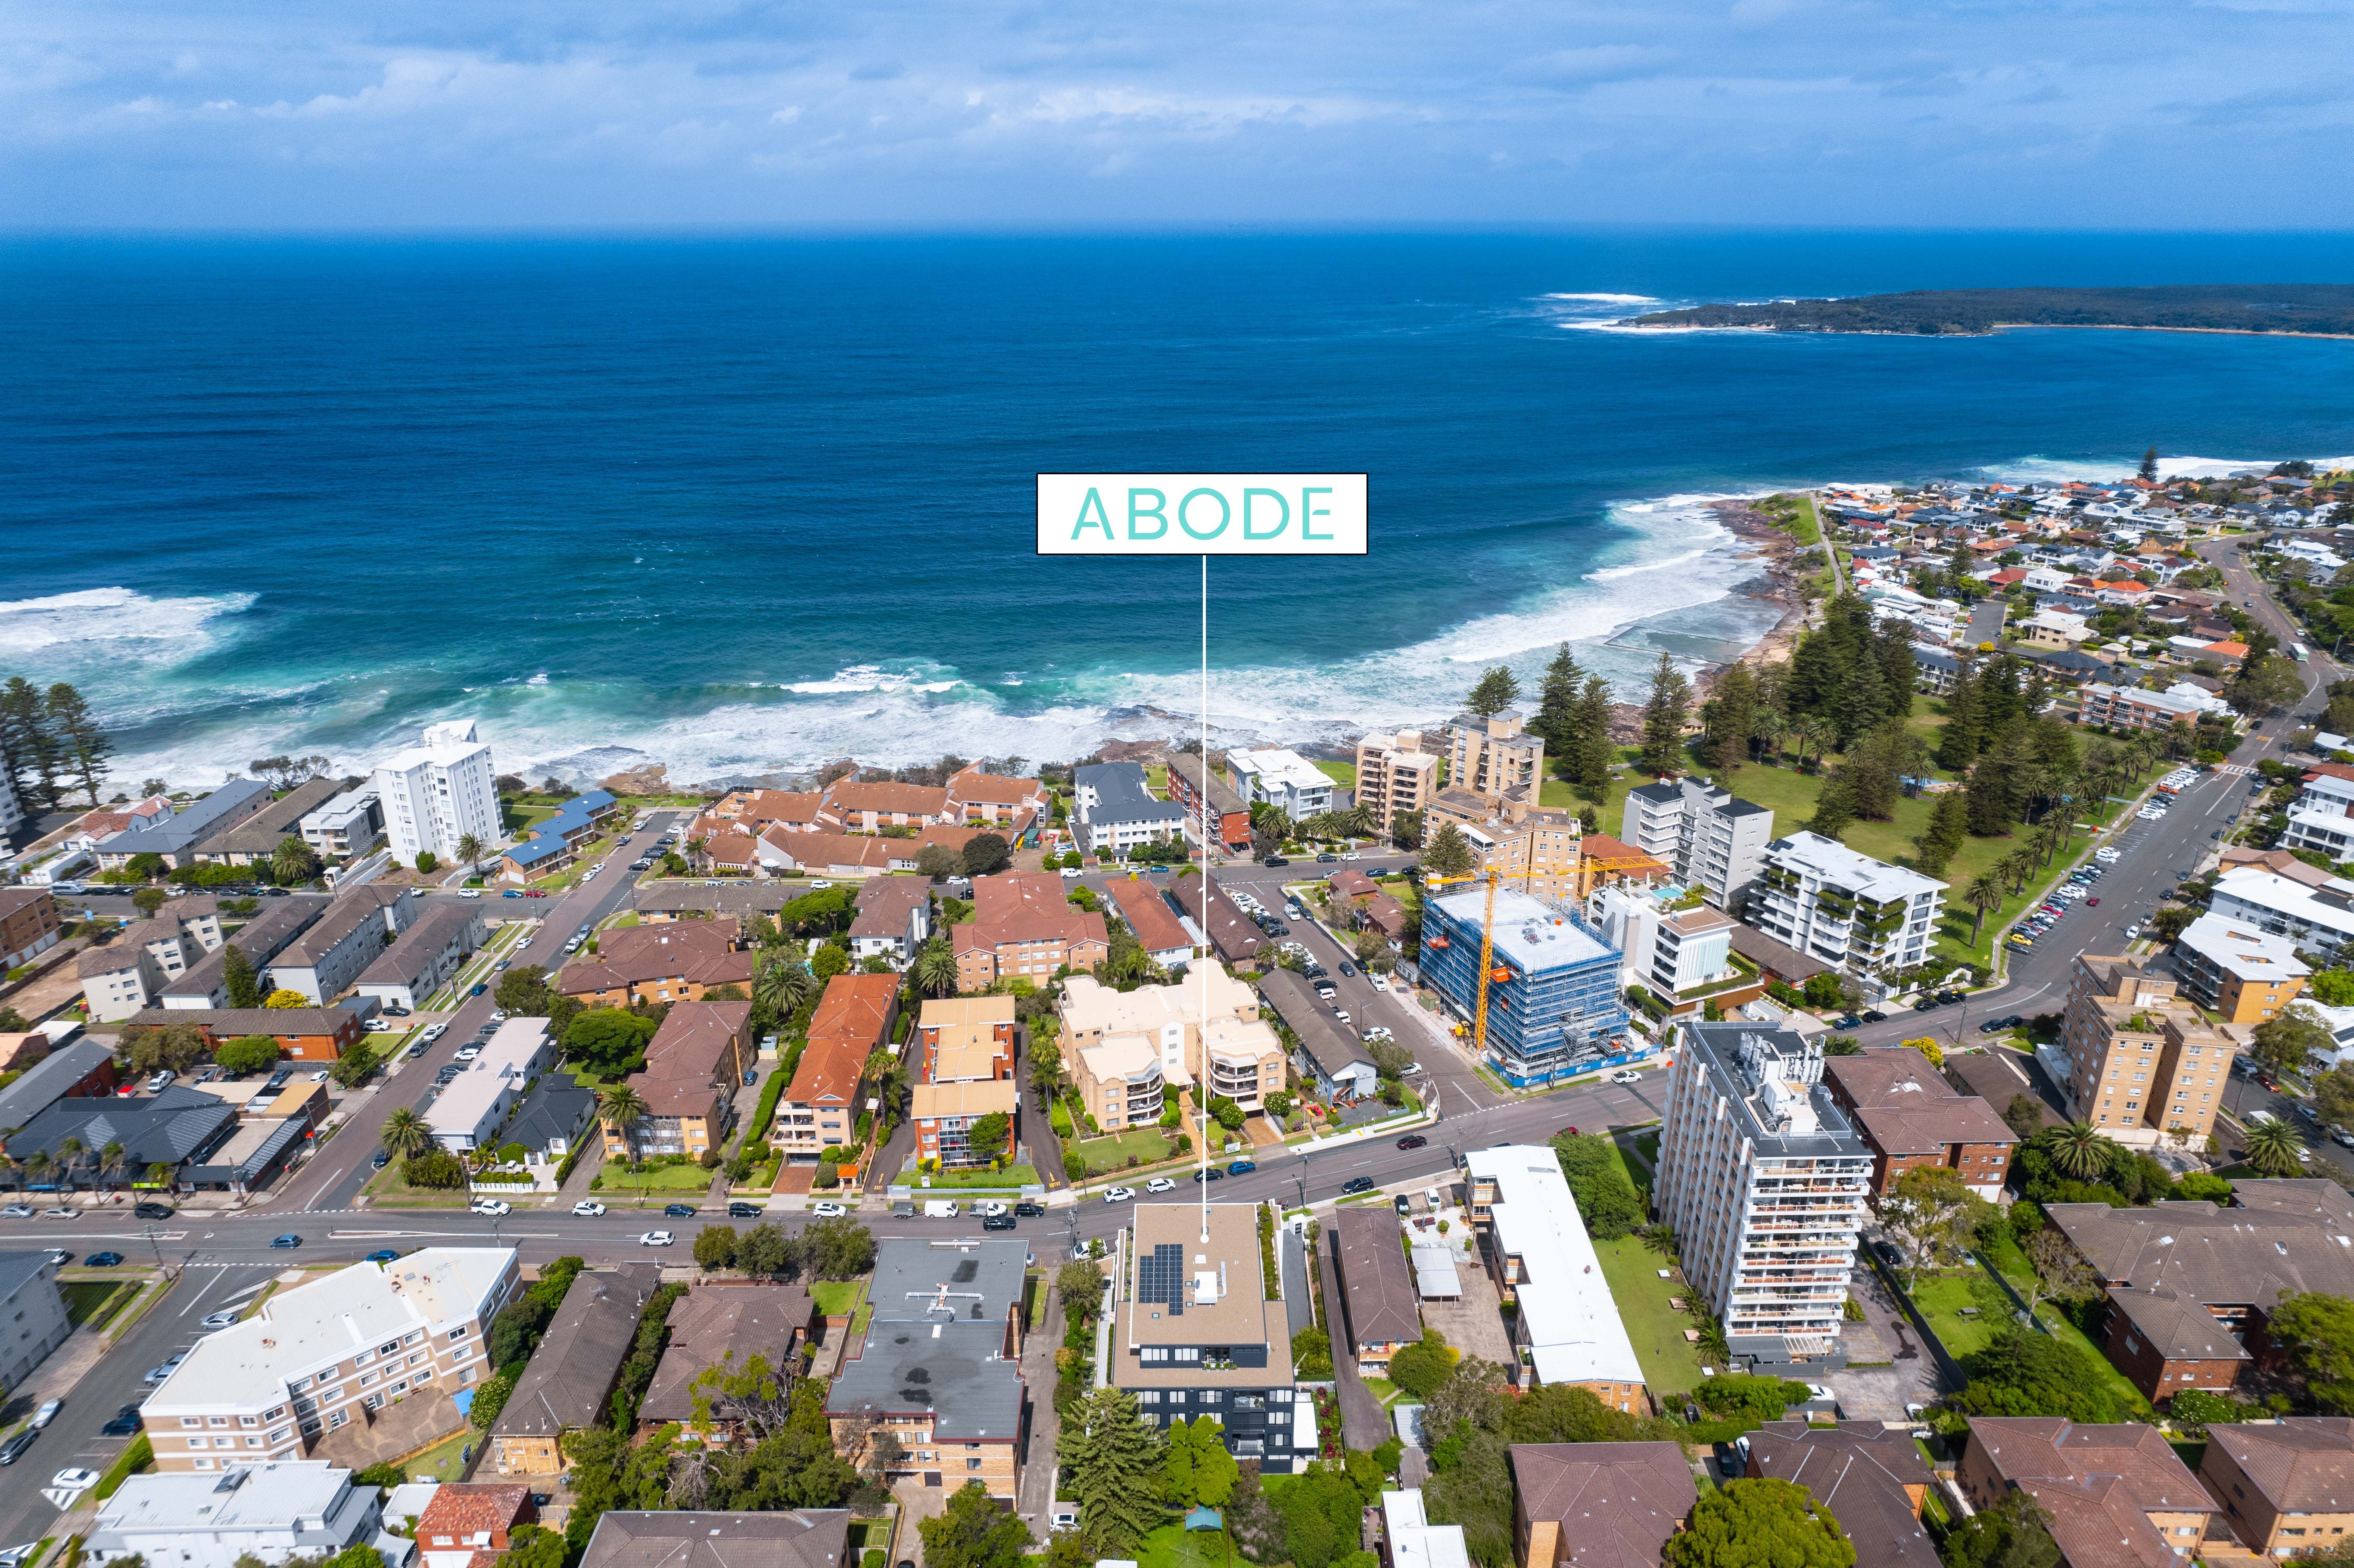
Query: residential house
489,1263,660,1475
1958,1419,2214,1565
2051,955,2242,1147
78,902,225,1023
1331,1206,1422,1375
2168,913,2309,1024
414,1485,536,1568
1105,878,1196,969
848,877,932,968
950,871,1108,990
829,1238,1025,1494
2199,1418,2354,1559
355,903,485,1013
428,1019,557,1152
196,778,349,867
640,1285,821,1440
1071,762,1187,860
634,886,796,923
1507,1443,1697,1568
1165,754,1253,852
1257,968,1376,1103
141,1248,518,1469
576,1511,847,1568
817,780,954,833
85,1463,389,1568
1377,1490,1469,1568
1820,1048,2018,1199
0,888,62,973
1464,1146,1645,1409
498,1073,597,1176
124,1005,366,1063
774,975,897,1164
604,1002,752,1162
752,829,897,880
557,919,755,1008
711,790,826,832
1744,1423,1933,1565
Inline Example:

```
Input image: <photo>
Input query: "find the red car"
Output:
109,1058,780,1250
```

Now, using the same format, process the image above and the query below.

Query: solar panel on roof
1138,1242,1186,1316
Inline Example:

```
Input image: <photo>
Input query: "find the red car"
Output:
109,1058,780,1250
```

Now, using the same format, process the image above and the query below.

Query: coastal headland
1621,284,2354,337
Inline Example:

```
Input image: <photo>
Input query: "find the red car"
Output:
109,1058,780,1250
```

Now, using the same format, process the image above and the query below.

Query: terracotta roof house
557,920,754,1008
604,1002,754,1162
1331,1206,1422,1374
847,877,933,968
488,1263,660,1475
1104,878,1195,967
712,790,827,832
691,829,760,874
917,996,1015,1084
884,822,993,872
1508,1442,1697,1568
1745,1422,1933,1565
1958,1419,2215,1568
2043,1183,2354,1403
415,1484,538,1568
638,1284,820,1438
950,871,1108,991
577,1511,849,1568
1821,1047,2018,1198
775,975,900,1165
2199,1417,2354,1558
818,780,954,833
755,828,897,878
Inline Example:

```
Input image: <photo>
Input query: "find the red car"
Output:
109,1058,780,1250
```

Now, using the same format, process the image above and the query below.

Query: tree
1531,645,1586,767
597,1083,650,1158
793,1216,877,1279
2139,447,2159,482
496,1525,570,1568
2253,1004,2331,1080
1386,1330,1458,1400
213,1034,280,1075
262,988,309,1010
130,885,170,918
0,677,53,811
915,843,962,878
1057,1387,1165,1549
456,832,483,866
2243,1116,2307,1177
44,683,111,806
1700,663,1759,773
1572,674,1617,789
2231,654,2304,717
967,1110,1010,1157
220,943,261,1009
1551,1131,1643,1238
1464,666,1521,720
381,1106,432,1160
249,754,334,791
962,833,1012,877
330,1041,379,1088
1665,1479,1854,1568
1962,876,2005,948
1942,1490,2061,1568
2045,1121,2116,1182
909,937,960,997
1880,1166,1979,1287
1423,823,1476,880
565,1008,660,1075
2020,1228,2099,1322
1638,653,1692,775
496,964,555,1016
2267,1292,2354,1409
920,1481,1031,1568
406,1148,467,1188
1951,1325,2131,1422
694,1225,738,1270
738,1222,794,1279
415,850,439,874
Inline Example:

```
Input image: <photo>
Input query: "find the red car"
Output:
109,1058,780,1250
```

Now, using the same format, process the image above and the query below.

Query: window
1137,1391,1162,1404
967,1459,984,1471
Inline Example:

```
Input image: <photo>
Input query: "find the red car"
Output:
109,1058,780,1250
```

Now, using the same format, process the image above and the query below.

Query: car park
573,1201,607,1216
1104,1186,1136,1203
639,1231,675,1246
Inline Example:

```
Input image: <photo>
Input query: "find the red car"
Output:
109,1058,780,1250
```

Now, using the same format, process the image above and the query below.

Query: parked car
1227,1160,1257,1175
573,1200,607,1216
365,1249,401,1263
0,1431,34,1465
1103,1186,1136,1204
144,1353,188,1382
1143,1178,1177,1194
470,1199,511,1216
133,1201,173,1219
1193,1168,1224,1183
1341,1176,1376,1195
200,1310,243,1328
1861,1010,1889,1024
812,1201,848,1217
1015,1201,1045,1216
663,1203,697,1217
30,1400,59,1429
1611,1070,1643,1085
728,1201,762,1218
99,1412,142,1437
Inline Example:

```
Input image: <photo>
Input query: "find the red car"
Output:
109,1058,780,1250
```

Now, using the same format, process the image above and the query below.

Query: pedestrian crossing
2214,762,2256,777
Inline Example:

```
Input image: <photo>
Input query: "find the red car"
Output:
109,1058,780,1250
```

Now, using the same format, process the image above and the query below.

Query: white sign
1036,473,1367,556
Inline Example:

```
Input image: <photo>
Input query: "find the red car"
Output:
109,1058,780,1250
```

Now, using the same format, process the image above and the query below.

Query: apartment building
159,895,330,1011
372,720,498,866
1353,731,1439,833
847,877,932,969
298,788,384,859
578,1512,847,1568
1226,748,1334,820
488,1263,660,1475
494,791,622,880
86,1463,386,1568
557,919,755,1008
1464,1146,1647,1409
1071,762,1188,859
638,1283,820,1441
2168,912,2309,1024
2052,955,2241,1147
198,778,348,868
267,884,414,1005
950,870,1108,990
2284,769,2354,861
2080,682,2219,734
1958,1419,2214,1565
2208,865,2354,956
75,899,225,1023
911,1079,1018,1168
143,1248,518,1470
945,766,1049,828
1820,1048,2017,1198
1744,1424,1934,1567
1165,754,1254,852
354,902,485,1012
917,995,1015,1083
1447,712,1543,803
829,1239,1026,1499
1420,888,1632,1088
1617,775,1775,913
1508,1443,1697,1568
430,1018,558,1151
0,1252,72,1394
1420,788,1584,902
0,889,61,975
602,1002,750,1161
1654,1023,1870,1369
817,780,954,833
1058,969,1282,1112
1105,877,1196,969
88,780,271,871
2201,1419,2354,1559
1748,832,1945,991
1111,1203,1304,1473
2043,1183,2354,1403
774,975,897,1164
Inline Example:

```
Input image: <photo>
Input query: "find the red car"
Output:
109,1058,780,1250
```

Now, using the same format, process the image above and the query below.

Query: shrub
1292,1325,1333,1379
406,1149,467,1188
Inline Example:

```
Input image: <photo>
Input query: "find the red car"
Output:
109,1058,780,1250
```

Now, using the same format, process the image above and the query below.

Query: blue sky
7,0,2351,229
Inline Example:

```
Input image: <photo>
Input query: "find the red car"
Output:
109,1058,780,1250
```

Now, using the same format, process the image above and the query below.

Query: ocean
6,228,2354,790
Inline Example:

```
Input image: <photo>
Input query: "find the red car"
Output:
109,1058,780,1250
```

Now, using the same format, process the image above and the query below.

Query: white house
372,720,499,867
86,1464,388,1568
1225,748,1334,820
426,1018,556,1151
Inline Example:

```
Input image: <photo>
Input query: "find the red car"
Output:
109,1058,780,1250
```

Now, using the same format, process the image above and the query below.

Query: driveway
1315,1236,1389,1450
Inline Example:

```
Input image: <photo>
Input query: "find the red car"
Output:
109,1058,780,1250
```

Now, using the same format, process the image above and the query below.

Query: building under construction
1420,886,1635,1088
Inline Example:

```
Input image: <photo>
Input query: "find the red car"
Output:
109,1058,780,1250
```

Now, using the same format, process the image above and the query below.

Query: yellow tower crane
1423,864,1527,1062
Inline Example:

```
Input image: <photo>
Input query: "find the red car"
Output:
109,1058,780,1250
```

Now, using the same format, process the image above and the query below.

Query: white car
458,889,481,899
514,937,532,951
809,880,834,890
308,1070,329,1083
489,1010,508,1023
200,1310,242,1328
365,1018,393,1033
1143,1178,1177,1194
1060,868,1084,880
1104,1185,1136,1204
2095,847,2123,862
455,1046,481,1061
423,1023,447,1040
0,1204,31,1218
974,1200,1010,1216
639,1230,675,1246
1341,851,1360,861
30,1400,59,1429
572,1200,607,1216
1371,976,1389,992
2126,924,2142,938
812,1201,848,1217
470,1198,512,1216
1611,1070,1642,1085
50,1468,99,1491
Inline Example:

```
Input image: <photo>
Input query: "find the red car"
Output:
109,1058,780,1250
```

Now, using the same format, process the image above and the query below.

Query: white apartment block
1354,731,1439,830
299,789,386,859
372,720,499,866
1226,748,1334,820
143,1248,518,1471
1655,1023,1871,1369
87,1463,385,1568
1463,1146,1646,1408
1617,775,1775,913
2282,771,2354,862
1447,712,1544,802
2209,866,2354,956
1749,832,1945,992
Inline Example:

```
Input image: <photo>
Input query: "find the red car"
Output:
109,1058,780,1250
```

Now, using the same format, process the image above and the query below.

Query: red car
2086,897,2099,905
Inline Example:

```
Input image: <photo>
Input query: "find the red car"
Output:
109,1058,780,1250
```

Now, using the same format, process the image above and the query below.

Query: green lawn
61,1279,134,1329
915,1164,1042,1189
1314,760,1357,790
1071,1127,1177,1173
400,1428,480,1484
1590,1233,1713,1396
812,1280,866,1317
1910,1266,2154,1418
592,1162,716,1194
1135,1522,1230,1568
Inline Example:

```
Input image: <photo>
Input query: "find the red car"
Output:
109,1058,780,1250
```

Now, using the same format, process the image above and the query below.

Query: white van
923,1200,959,1219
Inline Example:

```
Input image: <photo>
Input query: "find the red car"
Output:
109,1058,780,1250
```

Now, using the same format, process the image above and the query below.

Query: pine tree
1976,655,2023,740
1936,658,1982,773
1965,755,2017,837
0,677,59,812
1808,772,1857,841
1574,675,1616,789
1638,653,1691,775
1532,644,1585,771
1464,666,1521,719
44,682,111,808
1946,537,1974,596
1846,725,1902,820
1876,625,1918,722
1835,647,1887,749
1056,1387,1166,1550
221,943,262,1009
1700,665,1758,773
2140,447,2160,482
1916,792,1970,876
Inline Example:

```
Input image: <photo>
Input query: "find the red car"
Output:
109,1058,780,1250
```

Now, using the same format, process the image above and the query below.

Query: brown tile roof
560,920,753,996
639,1285,817,1426
1326,868,1380,900
1105,878,1192,955
577,1509,847,1568
701,831,760,867
2207,1418,2354,1513
715,789,826,828
822,780,952,818
1727,921,1831,984
957,870,1108,952
1968,1418,2214,1568
1824,1048,2018,1156
1747,1422,1932,1565
849,877,933,940
1942,1051,2061,1131
1332,1206,1421,1352
625,1002,750,1116
785,974,899,1110
417,1483,536,1546
1173,877,1261,962
947,767,1046,807
1508,1442,1697,1568
762,828,896,871
492,1263,661,1438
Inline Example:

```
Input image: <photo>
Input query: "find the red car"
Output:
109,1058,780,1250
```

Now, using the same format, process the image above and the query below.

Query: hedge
93,1433,152,1500
749,1066,790,1140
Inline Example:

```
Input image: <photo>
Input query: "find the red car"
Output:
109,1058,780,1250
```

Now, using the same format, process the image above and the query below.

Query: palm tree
2243,1118,2307,1177
1793,714,1838,773
1750,707,1787,765
143,1163,173,1191
1964,876,2005,947
1996,851,2036,896
55,1137,83,1193
598,1083,649,1162
99,1140,126,1191
1249,803,1293,849
0,1153,16,1192
2046,1121,2115,1181
911,939,960,999
456,833,483,867
755,954,816,1016
381,1106,432,1162
25,1151,53,1191
2016,764,2055,823
2030,822,2063,871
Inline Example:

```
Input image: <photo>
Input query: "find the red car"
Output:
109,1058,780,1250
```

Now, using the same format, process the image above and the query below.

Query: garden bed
591,1161,719,1193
